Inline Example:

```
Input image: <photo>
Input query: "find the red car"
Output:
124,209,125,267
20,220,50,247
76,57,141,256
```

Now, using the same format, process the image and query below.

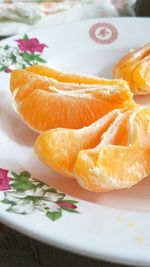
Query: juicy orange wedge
74,106,150,192
10,69,108,104
34,110,119,177
34,106,150,192
26,64,126,85
113,43,150,95
10,68,134,132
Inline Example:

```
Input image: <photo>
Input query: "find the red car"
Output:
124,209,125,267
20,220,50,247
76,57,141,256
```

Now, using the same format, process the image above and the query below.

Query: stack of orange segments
10,46,150,192
113,43,150,95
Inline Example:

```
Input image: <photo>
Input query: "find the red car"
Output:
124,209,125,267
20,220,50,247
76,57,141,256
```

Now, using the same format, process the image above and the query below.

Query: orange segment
113,43,150,95
10,69,102,104
18,87,131,132
113,43,150,76
128,106,150,143
132,56,150,94
74,107,150,192
10,68,134,132
26,64,126,85
34,110,118,177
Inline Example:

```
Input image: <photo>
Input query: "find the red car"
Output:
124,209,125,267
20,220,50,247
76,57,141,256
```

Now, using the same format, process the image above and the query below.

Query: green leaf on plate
11,171,20,179
30,54,47,63
19,171,31,178
46,210,62,221
1,198,15,204
4,45,10,50
46,188,57,193
0,66,6,72
21,52,34,62
36,56,47,63
10,52,16,63
23,34,29,40
12,180,33,191
62,207,79,213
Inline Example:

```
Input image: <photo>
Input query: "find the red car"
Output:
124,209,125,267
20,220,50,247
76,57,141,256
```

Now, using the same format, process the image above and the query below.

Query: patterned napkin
0,0,136,36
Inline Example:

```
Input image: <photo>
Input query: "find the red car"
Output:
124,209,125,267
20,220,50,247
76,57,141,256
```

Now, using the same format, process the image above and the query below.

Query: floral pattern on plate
0,168,79,221
0,34,47,73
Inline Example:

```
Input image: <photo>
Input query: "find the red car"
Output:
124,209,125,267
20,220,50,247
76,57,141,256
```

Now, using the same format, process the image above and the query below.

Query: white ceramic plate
0,18,150,266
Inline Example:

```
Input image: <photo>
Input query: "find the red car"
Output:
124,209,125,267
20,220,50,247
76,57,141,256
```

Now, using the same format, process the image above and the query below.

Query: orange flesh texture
18,87,132,132
73,107,150,192
132,55,150,94
26,64,127,85
34,110,118,177
73,110,131,191
10,68,133,103
10,69,105,104
116,55,150,95
128,107,150,144
113,43,150,95
11,70,134,132
113,43,150,77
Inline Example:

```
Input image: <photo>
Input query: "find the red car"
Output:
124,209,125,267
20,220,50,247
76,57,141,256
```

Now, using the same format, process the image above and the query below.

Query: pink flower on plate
16,38,48,54
5,67,11,73
0,168,12,191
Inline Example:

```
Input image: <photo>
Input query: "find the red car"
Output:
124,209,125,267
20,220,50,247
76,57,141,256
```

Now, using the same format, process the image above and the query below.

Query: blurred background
0,0,149,38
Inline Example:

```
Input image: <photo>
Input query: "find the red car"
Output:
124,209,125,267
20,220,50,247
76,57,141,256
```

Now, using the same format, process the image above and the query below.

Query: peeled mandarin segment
96,111,131,148
34,110,118,177
73,110,131,192
114,63,138,92
114,56,150,95
132,56,150,94
10,69,105,104
73,107,150,192
13,77,134,132
26,64,103,84
128,106,150,144
113,43,150,95
113,43,150,77
26,65,133,91
26,64,130,86
18,89,119,131
10,69,53,104
96,144,150,188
